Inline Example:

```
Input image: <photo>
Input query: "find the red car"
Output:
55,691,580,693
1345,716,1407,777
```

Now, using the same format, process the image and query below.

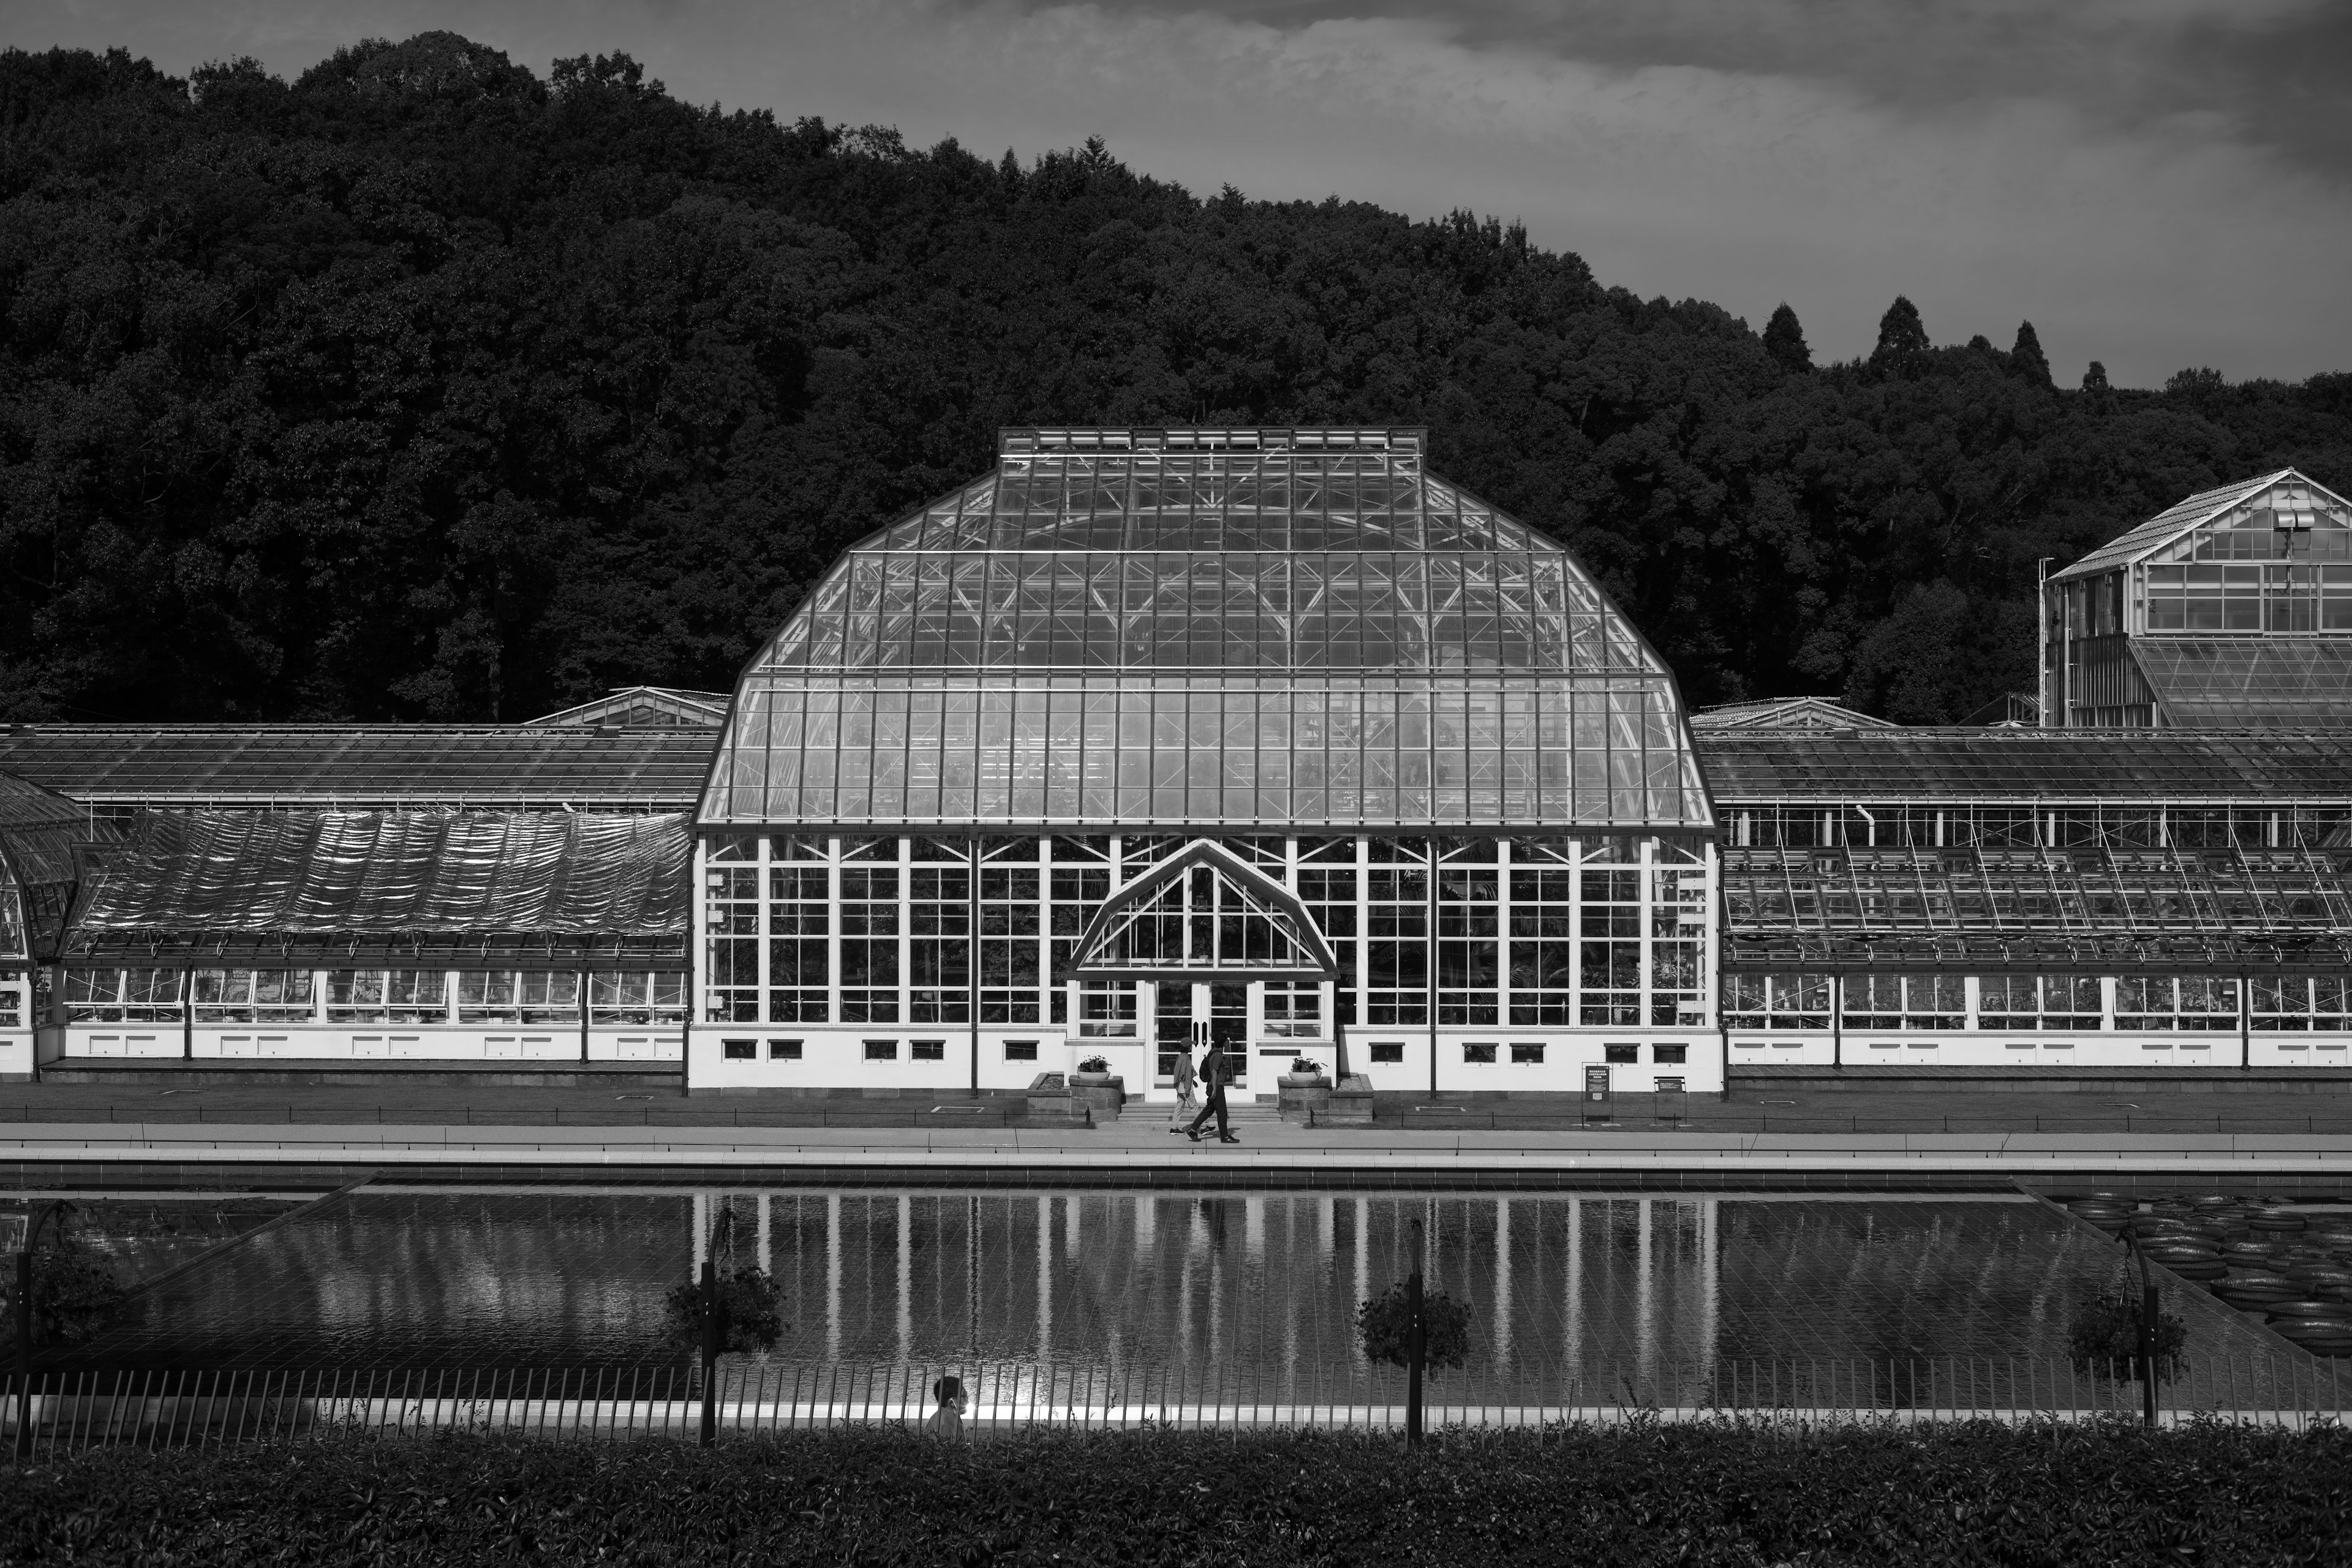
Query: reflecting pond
37,1186,2313,1403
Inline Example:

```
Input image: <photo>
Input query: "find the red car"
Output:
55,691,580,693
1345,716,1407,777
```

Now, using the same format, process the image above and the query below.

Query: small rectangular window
911,1038,946,1061
1510,1042,1544,1064
768,1039,802,1060
1369,1041,1404,1063
722,1038,756,1061
864,1039,898,1061
1651,1044,1686,1065
1604,1043,1639,1064
1463,1042,1497,1065
1003,1039,1038,1061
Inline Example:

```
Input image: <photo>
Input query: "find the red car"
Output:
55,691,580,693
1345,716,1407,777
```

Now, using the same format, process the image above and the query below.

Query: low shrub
3,1420,2346,1566
2065,1287,2188,1384
1355,1280,1472,1369
658,1266,784,1355
0,1203,128,1349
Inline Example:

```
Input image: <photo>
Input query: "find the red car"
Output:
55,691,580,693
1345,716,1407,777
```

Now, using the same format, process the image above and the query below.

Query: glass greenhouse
2042,468,2352,728
696,429,1718,1095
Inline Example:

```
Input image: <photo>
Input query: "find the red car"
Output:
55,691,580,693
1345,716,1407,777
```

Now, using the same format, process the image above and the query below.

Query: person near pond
925,1374,967,1438
1183,1043,1240,1144
1166,1046,1199,1129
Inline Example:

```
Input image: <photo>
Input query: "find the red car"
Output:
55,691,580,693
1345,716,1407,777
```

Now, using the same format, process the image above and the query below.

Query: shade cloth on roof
0,770,108,961
0,728,715,809
2049,471,2293,582
72,811,690,938
1698,730,2352,802
2131,639,2352,729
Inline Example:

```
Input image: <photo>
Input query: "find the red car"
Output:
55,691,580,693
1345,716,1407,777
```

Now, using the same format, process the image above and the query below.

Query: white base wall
1341,1032,1721,1095
1727,1030,2352,1069
0,1028,29,1082
689,1028,1077,1092
685,1028,1725,1095
62,1025,684,1064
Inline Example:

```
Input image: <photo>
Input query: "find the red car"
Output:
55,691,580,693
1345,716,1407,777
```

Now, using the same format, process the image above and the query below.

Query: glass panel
703,432,1713,829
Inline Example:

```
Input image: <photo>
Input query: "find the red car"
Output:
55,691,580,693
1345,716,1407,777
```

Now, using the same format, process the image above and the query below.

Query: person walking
1184,1042,1239,1144
1166,1045,1199,1131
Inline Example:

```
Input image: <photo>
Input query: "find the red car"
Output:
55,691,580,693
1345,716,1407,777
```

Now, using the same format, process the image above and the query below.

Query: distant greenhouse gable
2043,468,2352,728
703,428,1711,831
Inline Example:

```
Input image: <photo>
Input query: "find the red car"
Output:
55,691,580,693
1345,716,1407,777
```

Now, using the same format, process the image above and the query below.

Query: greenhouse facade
0,431,2346,1095
694,427,1721,1096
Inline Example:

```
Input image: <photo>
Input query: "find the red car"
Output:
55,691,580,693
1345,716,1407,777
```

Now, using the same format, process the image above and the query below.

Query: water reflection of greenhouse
59,1188,2305,1409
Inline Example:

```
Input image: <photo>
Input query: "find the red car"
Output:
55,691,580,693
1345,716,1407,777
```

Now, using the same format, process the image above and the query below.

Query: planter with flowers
1069,1054,1126,1120
1276,1055,1333,1123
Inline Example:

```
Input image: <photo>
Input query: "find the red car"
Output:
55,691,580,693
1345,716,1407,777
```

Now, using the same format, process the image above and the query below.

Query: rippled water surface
45,1186,2306,1399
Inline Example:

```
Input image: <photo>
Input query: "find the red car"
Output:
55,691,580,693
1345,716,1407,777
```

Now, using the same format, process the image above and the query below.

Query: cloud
1068,0,2352,179
9,0,2350,383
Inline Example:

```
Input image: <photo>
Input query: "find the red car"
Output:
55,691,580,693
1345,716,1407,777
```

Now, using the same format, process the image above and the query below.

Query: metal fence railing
6,1355,2347,1456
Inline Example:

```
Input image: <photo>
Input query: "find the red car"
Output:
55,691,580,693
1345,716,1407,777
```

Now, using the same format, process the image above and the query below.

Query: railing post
1406,1266,1425,1447
13,1249,30,1460
699,1255,718,1449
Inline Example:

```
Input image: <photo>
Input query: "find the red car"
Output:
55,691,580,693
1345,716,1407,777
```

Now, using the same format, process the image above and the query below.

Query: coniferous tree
1762,303,1811,372
2082,361,2109,393
1869,296,1930,379
2011,321,2052,387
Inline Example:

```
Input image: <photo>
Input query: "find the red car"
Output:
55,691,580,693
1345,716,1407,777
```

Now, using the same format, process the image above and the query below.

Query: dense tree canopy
2,35,2346,724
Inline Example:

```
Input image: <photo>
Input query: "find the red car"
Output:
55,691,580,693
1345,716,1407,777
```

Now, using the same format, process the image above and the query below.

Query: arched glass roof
702,428,1711,831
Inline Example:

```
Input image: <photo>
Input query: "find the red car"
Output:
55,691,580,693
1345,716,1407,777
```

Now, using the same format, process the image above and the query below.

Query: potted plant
1279,1056,1329,1085
1072,1055,1114,1085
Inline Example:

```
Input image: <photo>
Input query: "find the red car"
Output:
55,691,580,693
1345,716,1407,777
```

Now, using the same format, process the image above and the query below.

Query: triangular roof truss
1064,839,1338,981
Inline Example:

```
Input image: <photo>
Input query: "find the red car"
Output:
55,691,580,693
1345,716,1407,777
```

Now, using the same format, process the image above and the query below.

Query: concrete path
4,1104,2350,1185
8,1079,2352,1134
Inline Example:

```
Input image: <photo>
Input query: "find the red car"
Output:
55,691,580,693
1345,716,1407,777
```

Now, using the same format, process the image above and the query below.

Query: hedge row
6,1420,2347,1566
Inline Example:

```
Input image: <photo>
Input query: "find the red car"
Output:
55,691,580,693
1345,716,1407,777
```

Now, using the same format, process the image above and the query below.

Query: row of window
1726,974,2352,1031
718,1037,1045,1062
2139,562,2352,631
59,969,687,1025
705,833,1711,1028
1722,805,2352,851
710,1035,1688,1068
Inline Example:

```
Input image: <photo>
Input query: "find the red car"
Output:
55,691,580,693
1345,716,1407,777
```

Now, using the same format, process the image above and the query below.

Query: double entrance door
1155,981,1247,1091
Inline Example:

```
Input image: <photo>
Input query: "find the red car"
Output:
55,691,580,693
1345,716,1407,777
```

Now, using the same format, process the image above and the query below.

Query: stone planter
1321,1072,1376,1127
1071,1074,1125,1121
1276,1072,1332,1124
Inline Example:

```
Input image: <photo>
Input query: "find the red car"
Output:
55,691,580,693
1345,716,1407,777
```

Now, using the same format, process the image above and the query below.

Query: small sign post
1582,1066,1613,1126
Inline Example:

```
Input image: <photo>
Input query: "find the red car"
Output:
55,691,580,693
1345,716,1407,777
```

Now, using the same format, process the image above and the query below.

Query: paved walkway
4,1102,2348,1186
9,1080,2352,1134
4,1083,2350,1186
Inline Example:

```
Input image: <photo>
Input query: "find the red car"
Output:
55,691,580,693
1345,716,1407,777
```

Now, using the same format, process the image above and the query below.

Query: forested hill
2,36,2348,726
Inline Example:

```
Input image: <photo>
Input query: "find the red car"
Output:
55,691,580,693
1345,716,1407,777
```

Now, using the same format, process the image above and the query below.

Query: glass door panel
1155,981,1193,1085
1210,982,1247,1087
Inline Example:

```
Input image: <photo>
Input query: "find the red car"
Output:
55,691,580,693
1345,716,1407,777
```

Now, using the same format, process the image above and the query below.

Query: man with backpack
1183,1042,1240,1144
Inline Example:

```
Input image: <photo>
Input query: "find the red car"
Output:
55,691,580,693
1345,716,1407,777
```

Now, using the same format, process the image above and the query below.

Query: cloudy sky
17,0,2351,386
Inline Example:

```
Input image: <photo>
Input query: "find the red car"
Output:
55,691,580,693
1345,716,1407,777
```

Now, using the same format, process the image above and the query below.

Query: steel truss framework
1722,844,2352,973
704,428,1711,831
1065,839,1338,982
